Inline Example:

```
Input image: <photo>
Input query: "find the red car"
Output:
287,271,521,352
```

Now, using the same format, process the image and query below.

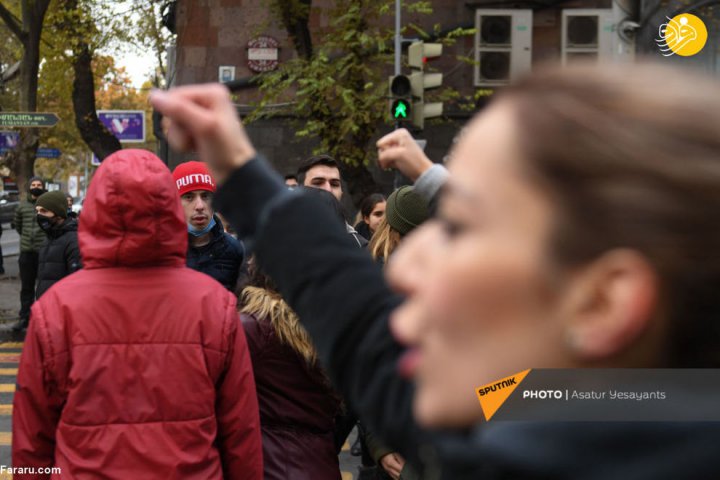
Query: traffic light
389,75,412,122
407,41,443,130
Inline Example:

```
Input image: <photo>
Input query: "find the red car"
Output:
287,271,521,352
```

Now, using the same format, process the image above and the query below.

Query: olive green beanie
385,185,429,236
36,191,68,219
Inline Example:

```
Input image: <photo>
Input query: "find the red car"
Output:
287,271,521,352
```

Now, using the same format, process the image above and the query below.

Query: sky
104,1,163,89
116,52,158,89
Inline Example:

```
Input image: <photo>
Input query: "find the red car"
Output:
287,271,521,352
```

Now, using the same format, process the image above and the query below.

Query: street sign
97,110,146,143
0,112,59,128
0,146,61,158
37,148,61,158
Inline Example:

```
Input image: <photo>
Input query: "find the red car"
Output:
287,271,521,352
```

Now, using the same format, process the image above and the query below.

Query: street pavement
0,239,361,478
0,226,18,260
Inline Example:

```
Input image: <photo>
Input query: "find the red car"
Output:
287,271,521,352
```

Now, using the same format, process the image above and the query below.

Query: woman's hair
369,217,402,262
360,193,386,219
240,260,318,364
500,63,720,366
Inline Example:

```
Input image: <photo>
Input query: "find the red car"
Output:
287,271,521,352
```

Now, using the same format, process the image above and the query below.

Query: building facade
166,0,719,196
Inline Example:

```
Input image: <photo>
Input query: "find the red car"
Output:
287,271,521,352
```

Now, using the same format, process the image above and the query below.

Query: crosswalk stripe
0,432,10,446
0,343,23,349
0,354,20,363
0,369,17,375
0,405,11,415
0,385,15,393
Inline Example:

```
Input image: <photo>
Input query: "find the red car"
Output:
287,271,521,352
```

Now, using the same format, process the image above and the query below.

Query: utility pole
393,0,410,188
395,0,401,76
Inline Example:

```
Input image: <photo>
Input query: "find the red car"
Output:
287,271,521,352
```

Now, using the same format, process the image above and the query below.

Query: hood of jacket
79,149,187,269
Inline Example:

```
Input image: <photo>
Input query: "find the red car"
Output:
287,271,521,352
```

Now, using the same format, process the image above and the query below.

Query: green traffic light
393,100,409,119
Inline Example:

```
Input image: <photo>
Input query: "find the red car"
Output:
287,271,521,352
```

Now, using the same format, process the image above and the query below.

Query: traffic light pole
395,0,401,77
393,0,411,189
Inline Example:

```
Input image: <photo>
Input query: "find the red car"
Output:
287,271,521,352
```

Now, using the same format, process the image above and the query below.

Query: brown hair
501,63,720,366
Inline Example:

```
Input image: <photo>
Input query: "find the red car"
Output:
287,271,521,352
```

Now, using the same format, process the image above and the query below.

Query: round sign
247,36,280,73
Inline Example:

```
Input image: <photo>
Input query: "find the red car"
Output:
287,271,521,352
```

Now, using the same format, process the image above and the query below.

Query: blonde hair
369,217,402,262
240,286,318,365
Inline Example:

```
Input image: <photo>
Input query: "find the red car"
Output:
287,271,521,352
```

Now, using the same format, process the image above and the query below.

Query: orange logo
476,369,531,421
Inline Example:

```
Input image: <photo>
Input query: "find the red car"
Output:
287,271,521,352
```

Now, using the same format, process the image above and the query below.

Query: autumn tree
0,0,52,197
1,1,161,185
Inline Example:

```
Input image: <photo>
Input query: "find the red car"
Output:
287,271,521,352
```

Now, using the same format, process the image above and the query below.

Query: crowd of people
9,61,720,479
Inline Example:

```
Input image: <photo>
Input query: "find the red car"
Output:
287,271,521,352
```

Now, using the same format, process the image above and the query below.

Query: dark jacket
35,218,81,299
13,149,263,480
241,294,342,480
13,198,46,253
354,221,372,242
187,216,244,291
215,157,720,480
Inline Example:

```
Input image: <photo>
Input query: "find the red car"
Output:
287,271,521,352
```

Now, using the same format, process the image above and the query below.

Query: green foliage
249,0,396,168
250,1,474,169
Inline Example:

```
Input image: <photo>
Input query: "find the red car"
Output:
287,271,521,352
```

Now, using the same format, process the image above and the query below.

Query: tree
0,0,52,197
250,1,399,204
251,1,470,204
1,0,170,187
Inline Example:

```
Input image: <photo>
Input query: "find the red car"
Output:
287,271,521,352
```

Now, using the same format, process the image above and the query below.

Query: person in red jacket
12,149,263,480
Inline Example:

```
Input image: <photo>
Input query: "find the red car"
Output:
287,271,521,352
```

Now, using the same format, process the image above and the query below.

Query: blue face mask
188,217,216,237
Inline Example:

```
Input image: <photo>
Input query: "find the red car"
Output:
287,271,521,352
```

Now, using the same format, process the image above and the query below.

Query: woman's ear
560,249,659,361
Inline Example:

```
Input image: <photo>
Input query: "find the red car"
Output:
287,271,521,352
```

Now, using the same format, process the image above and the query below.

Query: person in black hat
11,177,47,330
34,190,81,302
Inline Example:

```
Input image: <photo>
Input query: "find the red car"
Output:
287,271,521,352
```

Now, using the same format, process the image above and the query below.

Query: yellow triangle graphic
476,369,531,421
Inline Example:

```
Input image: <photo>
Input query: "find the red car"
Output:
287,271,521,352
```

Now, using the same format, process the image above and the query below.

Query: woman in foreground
152,63,720,479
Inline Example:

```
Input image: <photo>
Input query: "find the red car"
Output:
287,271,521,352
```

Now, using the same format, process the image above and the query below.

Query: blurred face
67,197,73,209
364,201,386,234
285,177,299,187
181,190,214,229
387,104,569,428
29,180,44,197
35,206,55,219
304,165,342,201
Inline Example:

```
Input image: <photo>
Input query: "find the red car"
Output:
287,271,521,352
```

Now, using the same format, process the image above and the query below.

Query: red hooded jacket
12,150,262,479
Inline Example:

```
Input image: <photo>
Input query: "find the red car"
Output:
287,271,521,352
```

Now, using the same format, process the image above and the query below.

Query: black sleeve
65,233,82,273
214,157,427,463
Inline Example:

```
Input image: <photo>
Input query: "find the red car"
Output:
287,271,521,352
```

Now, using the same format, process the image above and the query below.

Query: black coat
215,158,720,480
36,218,81,299
186,216,244,291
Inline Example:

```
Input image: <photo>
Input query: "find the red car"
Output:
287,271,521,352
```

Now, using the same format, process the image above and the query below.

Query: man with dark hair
65,193,78,219
298,155,366,248
11,177,47,331
283,174,299,188
297,155,343,202
172,161,245,291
